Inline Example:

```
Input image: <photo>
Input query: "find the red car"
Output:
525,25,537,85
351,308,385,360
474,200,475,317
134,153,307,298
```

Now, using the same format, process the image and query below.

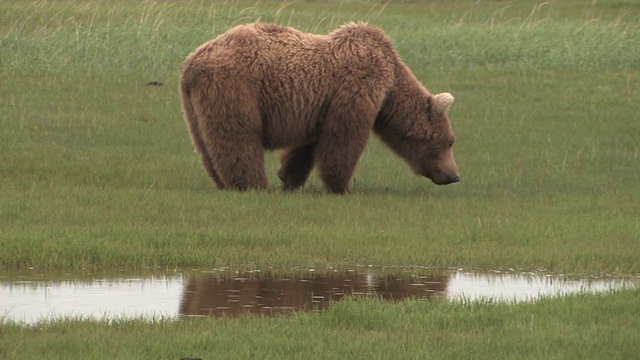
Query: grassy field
2,289,639,359
1,0,638,273
1,0,639,358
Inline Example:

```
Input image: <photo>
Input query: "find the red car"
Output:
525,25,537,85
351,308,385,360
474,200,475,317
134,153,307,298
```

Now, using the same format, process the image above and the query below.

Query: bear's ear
433,93,454,114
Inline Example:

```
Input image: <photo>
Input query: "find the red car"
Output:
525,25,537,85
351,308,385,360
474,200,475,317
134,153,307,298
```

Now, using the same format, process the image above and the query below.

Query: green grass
1,0,638,274
2,289,639,359
0,0,639,357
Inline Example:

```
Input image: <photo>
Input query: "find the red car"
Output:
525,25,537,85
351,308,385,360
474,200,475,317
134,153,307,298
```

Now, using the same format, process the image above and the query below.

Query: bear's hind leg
278,144,316,191
198,143,226,189
184,101,226,189
192,87,268,191
209,135,269,191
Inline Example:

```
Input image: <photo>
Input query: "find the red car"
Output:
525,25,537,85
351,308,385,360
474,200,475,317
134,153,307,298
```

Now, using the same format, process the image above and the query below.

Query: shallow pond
0,268,636,324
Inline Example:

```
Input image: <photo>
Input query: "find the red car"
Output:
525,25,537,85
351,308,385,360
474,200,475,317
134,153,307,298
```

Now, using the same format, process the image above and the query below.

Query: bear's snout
430,173,460,186
447,174,461,184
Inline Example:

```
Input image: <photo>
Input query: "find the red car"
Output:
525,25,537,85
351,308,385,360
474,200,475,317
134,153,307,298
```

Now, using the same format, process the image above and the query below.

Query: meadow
1,0,639,358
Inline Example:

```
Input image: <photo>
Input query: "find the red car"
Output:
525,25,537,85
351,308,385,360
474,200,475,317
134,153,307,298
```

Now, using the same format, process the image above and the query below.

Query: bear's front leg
315,120,372,194
278,144,316,191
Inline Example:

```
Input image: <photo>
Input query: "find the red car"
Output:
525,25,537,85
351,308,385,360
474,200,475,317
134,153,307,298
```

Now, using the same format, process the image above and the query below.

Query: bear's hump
330,22,393,46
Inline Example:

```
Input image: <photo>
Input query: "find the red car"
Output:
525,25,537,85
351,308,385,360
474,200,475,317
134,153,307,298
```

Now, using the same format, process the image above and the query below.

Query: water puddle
0,268,635,324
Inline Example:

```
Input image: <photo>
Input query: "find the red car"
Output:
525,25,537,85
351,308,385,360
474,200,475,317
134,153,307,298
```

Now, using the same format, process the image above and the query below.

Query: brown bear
180,22,459,194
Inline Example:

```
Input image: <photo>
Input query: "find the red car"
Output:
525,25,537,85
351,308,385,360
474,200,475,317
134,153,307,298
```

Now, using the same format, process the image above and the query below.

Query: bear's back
182,23,401,149
187,22,398,80
188,23,329,75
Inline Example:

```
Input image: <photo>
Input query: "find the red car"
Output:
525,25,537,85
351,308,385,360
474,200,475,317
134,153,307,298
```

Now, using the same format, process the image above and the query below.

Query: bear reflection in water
179,270,450,318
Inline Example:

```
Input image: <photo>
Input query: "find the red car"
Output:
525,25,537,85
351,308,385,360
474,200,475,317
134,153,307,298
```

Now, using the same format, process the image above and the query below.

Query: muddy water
0,269,635,324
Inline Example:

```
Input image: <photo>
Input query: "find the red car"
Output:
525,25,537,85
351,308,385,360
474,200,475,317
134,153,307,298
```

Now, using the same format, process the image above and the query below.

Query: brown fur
180,22,459,194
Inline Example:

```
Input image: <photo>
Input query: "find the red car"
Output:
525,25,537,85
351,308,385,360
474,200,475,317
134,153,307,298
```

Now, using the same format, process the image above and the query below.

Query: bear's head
409,92,460,185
